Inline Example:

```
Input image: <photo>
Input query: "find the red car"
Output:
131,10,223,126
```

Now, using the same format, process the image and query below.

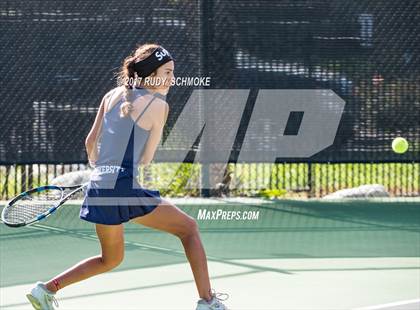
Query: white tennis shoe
26,281,59,310
196,289,229,310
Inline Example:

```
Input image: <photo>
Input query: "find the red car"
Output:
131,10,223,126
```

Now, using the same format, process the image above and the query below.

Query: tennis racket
1,183,88,228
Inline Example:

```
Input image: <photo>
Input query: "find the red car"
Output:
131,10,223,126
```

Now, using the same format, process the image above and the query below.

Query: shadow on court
1,199,419,288
0,198,419,310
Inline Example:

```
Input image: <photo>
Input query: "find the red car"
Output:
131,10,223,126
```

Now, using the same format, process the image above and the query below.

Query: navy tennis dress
80,87,164,225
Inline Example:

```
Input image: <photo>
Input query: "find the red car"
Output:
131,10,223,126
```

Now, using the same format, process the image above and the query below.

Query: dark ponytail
117,43,160,118
119,57,136,117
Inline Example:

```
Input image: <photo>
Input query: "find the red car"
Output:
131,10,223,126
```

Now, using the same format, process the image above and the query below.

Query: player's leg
44,223,125,292
131,200,212,301
27,224,125,309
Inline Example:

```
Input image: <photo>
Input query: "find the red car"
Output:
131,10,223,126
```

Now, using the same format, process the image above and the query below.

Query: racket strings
4,202,52,224
3,189,63,225
23,191,63,201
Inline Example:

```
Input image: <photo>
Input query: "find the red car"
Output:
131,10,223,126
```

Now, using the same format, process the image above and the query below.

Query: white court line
30,223,239,262
31,223,194,257
29,223,292,275
353,298,420,310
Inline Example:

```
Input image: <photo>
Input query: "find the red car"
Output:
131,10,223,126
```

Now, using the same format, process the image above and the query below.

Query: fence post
20,165,26,193
28,164,33,190
1,165,10,199
308,162,313,198
200,0,213,198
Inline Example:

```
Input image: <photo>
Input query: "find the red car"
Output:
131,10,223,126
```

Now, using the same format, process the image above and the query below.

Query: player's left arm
85,87,123,166
85,93,108,166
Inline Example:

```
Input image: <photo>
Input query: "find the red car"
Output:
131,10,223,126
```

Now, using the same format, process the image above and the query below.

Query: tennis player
26,43,228,310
